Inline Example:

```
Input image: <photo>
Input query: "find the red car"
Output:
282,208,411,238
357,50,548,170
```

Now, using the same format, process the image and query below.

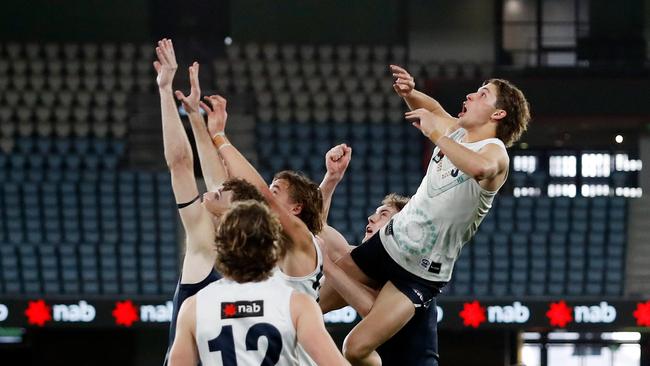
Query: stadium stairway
624,196,650,296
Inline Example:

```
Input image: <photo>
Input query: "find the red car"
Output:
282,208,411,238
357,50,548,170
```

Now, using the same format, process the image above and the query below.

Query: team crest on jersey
221,300,264,319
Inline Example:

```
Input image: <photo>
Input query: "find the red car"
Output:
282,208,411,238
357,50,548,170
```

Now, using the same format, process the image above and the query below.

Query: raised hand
405,108,448,142
174,62,201,114
390,64,415,98
153,39,178,90
199,95,228,138
325,144,352,180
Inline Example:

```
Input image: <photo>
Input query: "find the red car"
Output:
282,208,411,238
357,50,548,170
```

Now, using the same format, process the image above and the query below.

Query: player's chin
362,231,374,243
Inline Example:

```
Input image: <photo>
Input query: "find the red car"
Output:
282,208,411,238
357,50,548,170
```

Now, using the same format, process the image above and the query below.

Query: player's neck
463,123,497,143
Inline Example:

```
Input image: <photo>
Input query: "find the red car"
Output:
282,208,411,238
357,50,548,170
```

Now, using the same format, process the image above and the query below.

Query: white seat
25,43,40,59
280,44,297,61
231,77,249,93
0,107,13,123
330,93,346,108
299,45,315,61
324,77,341,93
48,60,63,75
249,60,264,77
261,43,279,60
30,60,45,75
121,43,136,60
372,46,389,62
313,108,330,123
368,93,385,108
0,138,15,153
54,121,72,137
6,43,22,59
76,92,92,107
112,92,127,107
100,60,116,75
336,45,352,61
368,109,385,123
12,60,27,75
44,43,60,60
283,61,300,77
103,74,118,90
101,43,117,60
36,120,53,137
350,109,367,123
94,91,110,107
21,91,38,107
73,107,89,122
305,77,322,93
336,62,352,77
275,92,291,108
311,93,329,108
342,78,359,93
349,94,366,108
294,108,310,123
139,44,155,59
331,109,348,123
319,61,335,77
35,108,51,123
213,59,229,76
256,107,273,122
266,61,282,77
29,75,45,90
93,121,109,138
111,107,128,123
40,91,56,107
65,60,81,75
353,63,369,76
355,46,370,61
256,92,273,108
318,45,334,60
275,107,292,123
4,92,19,107
0,76,8,90
287,78,304,93
301,62,317,77
370,62,387,78
225,44,241,61
82,75,98,90
293,93,309,109
17,121,35,136
12,75,27,91
73,122,90,137
57,91,74,107
387,108,403,122
63,43,79,59
230,62,246,77
135,60,151,75
250,77,268,93
16,109,32,123
268,78,287,93
361,78,377,93
118,60,133,75
92,108,109,122
82,43,99,59
0,60,9,74
244,43,260,60
136,75,153,92
215,76,231,92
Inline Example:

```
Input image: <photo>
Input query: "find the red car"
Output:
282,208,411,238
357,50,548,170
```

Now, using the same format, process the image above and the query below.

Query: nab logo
222,300,264,319
52,301,96,322
575,301,617,323
324,306,358,324
0,304,8,322
140,301,173,322
487,302,530,323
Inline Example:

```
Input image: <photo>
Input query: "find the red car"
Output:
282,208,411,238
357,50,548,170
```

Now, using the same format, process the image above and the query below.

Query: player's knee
342,333,373,362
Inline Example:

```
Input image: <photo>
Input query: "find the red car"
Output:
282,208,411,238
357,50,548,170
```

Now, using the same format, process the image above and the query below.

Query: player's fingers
199,101,212,113
389,64,407,74
174,90,186,101
153,61,161,73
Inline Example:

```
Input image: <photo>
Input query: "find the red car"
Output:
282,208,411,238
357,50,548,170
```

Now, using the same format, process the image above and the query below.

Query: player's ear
291,204,303,216
492,109,506,121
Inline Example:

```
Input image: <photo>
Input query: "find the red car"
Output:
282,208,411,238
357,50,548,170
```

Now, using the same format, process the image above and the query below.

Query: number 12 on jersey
208,323,283,366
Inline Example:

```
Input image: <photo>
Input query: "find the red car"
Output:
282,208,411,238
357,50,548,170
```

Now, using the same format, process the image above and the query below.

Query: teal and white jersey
380,128,507,282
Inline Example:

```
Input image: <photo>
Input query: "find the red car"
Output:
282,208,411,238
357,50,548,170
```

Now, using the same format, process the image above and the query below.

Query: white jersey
271,234,323,366
195,277,299,366
380,128,507,282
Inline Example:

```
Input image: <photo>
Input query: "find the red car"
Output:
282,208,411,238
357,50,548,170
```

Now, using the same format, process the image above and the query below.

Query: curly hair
484,79,531,147
381,193,410,211
214,200,281,283
222,178,265,203
273,170,323,234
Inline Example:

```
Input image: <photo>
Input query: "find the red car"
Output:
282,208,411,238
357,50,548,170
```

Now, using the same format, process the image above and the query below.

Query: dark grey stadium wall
0,0,151,42
229,0,405,44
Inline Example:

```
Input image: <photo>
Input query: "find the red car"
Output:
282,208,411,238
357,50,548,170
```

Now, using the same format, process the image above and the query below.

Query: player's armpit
291,293,351,366
475,143,509,186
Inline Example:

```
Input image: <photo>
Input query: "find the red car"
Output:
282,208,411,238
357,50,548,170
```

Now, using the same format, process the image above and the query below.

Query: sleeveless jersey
380,128,507,282
271,234,323,365
195,277,299,366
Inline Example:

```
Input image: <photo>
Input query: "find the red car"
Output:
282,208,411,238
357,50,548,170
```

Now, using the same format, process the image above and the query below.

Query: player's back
195,276,299,366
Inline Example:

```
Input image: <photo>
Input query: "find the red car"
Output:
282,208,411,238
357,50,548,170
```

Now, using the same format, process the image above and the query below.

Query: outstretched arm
391,64,458,132
155,39,214,283
405,108,509,184
206,96,316,277
175,62,229,191
319,144,352,223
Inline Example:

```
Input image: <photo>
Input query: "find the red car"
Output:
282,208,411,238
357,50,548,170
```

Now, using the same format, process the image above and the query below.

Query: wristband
217,143,232,151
